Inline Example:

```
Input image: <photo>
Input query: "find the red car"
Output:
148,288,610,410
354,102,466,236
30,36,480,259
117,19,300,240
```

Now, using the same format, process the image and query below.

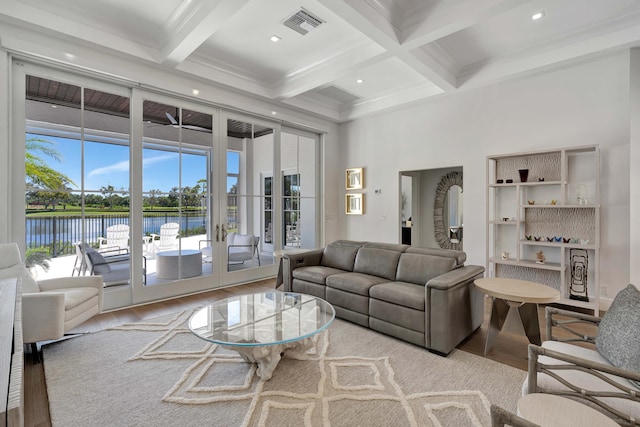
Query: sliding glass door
13,61,322,309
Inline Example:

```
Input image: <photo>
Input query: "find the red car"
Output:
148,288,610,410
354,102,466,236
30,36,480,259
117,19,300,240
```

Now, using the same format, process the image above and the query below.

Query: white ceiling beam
401,0,533,49
459,22,640,88
273,43,388,100
159,0,251,67
318,0,458,91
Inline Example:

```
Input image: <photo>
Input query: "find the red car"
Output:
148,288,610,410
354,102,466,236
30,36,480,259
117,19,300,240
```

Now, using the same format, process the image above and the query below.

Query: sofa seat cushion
369,299,425,333
523,340,640,420
369,282,425,311
326,272,388,296
293,266,346,285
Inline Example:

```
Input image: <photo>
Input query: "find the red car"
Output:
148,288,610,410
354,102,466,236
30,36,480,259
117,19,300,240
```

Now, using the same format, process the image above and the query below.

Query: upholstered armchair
0,243,103,360
524,284,640,426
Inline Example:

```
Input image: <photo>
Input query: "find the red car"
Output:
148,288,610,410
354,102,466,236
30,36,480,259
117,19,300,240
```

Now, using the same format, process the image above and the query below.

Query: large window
25,76,134,284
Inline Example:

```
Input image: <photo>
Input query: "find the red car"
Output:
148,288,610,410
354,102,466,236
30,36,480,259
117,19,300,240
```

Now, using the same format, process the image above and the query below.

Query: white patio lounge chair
150,222,180,254
97,223,129,254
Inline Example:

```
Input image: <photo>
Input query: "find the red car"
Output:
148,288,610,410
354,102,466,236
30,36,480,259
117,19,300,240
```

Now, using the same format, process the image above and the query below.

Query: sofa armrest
281,249,323,292
527,343,640,424
426,265,485,290
425,265,485,355
545,306,600,344
22,292,65,343
38,275,104,292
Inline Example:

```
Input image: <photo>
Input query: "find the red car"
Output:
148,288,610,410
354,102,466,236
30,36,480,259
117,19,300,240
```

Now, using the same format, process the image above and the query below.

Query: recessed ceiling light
192,89,199,95
270,35,281,43
356,79,364,84
531,11,545,21
64,53,75,60
51,105,57,108
271,111,277,115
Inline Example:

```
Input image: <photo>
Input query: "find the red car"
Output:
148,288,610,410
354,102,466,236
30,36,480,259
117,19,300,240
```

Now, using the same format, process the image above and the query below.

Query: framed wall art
345,193,364,215
345,167,364,190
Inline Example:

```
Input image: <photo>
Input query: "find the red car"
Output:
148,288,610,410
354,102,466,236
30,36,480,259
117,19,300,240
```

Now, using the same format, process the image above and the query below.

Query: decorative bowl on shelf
528,200,535,205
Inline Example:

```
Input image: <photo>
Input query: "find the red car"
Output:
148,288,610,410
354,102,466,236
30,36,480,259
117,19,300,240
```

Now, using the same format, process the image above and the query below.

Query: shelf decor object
345,167,363,190
345,193,364,215
486,145,600,314
569,248,589,301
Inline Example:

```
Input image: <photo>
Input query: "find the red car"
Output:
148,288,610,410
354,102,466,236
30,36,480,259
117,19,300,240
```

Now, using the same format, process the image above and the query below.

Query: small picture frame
345,193,364,215
345,167,364,190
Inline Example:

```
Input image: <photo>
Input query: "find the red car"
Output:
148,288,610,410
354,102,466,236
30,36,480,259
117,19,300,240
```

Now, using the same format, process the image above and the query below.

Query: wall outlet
601,285,608,297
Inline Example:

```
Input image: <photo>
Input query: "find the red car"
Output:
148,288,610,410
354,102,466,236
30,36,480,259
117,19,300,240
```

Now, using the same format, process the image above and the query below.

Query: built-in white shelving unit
486,146,600,314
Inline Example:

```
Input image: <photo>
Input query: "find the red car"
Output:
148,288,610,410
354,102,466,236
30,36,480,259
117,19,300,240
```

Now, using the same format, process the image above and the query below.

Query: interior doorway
399,166,463,249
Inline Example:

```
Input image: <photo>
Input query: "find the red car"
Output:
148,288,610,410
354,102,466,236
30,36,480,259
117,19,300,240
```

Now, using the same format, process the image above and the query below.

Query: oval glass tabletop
189,291,335,347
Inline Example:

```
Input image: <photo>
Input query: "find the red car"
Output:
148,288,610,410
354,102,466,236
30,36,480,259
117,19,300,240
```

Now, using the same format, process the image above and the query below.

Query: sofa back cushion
362,242,408,253
321,240,364,271
396,253,457,285
405,247,466,267
354,248,400,281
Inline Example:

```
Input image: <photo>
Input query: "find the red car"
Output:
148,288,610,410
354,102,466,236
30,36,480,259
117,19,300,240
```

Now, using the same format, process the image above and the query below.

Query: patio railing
26,211,238,257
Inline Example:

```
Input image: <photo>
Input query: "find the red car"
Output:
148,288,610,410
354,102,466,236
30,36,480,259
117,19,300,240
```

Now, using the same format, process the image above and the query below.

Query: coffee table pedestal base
223,336,314,380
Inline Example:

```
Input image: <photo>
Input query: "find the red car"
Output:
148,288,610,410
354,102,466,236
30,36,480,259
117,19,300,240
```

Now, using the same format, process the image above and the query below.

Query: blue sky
29,134,238,193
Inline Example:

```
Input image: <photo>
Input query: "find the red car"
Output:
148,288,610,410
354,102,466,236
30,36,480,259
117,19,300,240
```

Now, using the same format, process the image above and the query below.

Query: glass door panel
24,75,133,286
281,130,318,249
224,116,276,275
143,101,214,284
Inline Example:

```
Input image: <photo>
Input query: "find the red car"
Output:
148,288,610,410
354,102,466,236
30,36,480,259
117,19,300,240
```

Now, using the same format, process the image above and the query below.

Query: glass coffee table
189,291,335,380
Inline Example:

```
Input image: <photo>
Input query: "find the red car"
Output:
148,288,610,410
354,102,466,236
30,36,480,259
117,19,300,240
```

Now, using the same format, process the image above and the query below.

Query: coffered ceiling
2,0,640,122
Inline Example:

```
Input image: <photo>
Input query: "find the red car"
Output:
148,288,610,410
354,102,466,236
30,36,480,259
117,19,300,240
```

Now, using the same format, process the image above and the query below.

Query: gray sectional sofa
281,240,485,355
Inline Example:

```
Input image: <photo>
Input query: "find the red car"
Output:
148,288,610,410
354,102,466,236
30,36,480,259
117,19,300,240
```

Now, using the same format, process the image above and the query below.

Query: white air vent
283,8,324,35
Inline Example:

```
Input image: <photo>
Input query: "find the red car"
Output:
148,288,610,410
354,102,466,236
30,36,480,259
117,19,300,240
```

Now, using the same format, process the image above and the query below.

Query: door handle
215,224,220,242
222,224,228,242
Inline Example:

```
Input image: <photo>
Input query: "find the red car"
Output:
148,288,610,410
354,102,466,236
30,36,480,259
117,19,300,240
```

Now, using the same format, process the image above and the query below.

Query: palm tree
25,137,75,190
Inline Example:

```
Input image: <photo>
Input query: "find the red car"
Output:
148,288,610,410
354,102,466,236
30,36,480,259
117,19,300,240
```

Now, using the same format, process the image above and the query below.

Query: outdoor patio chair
199,232,261,270
227,232,260,269
150,222,179,254
80,242,146,286
97,223,130,254
0,242,103,362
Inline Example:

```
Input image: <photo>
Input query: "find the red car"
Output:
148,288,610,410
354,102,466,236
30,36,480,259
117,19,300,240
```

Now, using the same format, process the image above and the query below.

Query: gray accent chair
79,243,145,286
523,285,640,426
282,240,485,355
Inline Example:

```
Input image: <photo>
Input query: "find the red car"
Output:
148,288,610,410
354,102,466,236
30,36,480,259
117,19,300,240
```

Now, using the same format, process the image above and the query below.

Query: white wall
338,52,631,304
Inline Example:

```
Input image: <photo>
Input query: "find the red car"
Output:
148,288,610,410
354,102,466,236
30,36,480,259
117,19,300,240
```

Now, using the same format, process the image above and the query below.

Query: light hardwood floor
23,280,597,427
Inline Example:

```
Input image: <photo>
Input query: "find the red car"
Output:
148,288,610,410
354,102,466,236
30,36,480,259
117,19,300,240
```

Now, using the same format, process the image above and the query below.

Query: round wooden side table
474,277,560,355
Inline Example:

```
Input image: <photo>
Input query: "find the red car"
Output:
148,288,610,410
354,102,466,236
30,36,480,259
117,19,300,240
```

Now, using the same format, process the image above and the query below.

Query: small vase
518,169,529,182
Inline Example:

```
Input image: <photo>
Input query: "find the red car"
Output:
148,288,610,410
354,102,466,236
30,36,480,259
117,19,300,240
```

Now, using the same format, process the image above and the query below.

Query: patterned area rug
43,310,526,426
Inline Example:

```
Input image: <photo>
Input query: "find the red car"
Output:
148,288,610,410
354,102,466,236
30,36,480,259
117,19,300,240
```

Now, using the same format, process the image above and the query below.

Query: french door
13,61,320,310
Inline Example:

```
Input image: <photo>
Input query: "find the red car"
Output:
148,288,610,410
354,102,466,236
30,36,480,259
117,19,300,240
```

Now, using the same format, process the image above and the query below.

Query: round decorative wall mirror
433,171,463,250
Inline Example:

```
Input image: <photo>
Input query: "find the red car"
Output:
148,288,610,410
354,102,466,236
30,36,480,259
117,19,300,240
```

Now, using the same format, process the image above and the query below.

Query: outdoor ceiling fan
164,112,211,132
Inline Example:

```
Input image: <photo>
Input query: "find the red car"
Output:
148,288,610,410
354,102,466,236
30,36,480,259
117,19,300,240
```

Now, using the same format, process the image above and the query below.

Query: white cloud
87,160,129,177
87,153,175,177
